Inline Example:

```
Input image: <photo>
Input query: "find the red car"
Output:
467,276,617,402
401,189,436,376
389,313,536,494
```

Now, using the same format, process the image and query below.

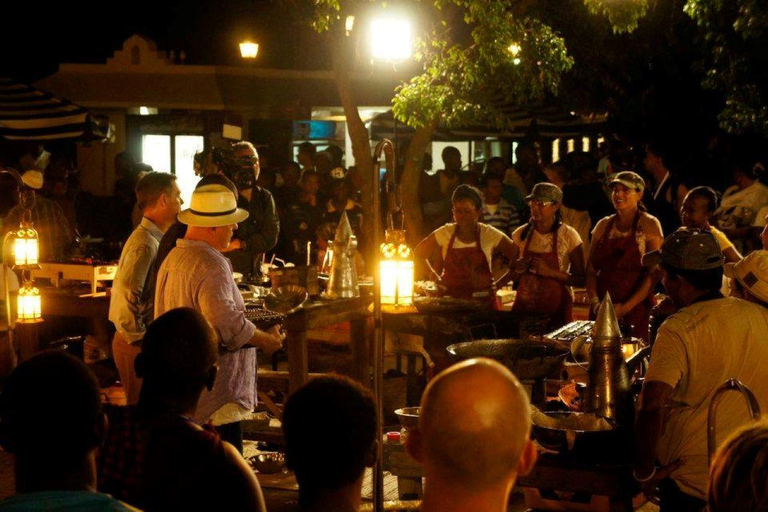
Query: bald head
417,358,531,491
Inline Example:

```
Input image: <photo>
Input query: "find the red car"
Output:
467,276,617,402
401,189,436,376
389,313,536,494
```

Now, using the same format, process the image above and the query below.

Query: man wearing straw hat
155,184,285,452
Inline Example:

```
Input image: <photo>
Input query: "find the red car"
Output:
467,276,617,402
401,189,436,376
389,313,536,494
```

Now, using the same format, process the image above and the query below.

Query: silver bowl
249,452,286,474
395,407,420,429
264,285,309,315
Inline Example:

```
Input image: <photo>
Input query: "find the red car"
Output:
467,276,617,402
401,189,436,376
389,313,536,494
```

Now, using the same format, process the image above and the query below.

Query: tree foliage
309,0,649,132
684,0,768,135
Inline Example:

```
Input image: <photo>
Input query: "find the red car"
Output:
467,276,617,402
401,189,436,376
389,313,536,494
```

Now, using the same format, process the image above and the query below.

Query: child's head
681,186,718,228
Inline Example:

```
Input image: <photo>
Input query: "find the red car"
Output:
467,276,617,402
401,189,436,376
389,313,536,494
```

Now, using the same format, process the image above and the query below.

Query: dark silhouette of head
283,375,376,507
0,351,105,491
135,308,218,413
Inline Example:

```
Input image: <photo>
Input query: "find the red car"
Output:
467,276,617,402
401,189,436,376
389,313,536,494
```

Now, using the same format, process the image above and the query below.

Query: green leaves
582,0,648,34
685,0,768,135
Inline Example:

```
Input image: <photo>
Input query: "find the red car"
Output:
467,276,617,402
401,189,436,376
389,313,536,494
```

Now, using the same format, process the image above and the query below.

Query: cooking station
381,295,649,510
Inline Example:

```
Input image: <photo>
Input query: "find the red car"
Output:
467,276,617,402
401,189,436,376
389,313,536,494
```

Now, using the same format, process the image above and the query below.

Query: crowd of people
2,135,768,512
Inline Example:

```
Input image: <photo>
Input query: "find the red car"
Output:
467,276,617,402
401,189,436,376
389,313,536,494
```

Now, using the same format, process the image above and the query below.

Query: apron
441,226,498,309
510,226,573,329
591,213,651,342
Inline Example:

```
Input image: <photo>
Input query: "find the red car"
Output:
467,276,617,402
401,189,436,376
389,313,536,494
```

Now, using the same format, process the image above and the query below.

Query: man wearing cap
4,169,74,262
634,229,768,511
725,250,768,309
154,184,285,452
222,141,279,279
109,172,182,405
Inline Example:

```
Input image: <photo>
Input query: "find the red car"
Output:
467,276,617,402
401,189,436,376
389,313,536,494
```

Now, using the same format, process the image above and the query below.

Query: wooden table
282,296,372,393
14,287,111,363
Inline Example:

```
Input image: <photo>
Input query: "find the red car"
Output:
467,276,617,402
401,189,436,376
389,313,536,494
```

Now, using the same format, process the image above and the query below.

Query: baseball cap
724,251,768,303
525,183,563,204
642,228,725,270
609,171,645,192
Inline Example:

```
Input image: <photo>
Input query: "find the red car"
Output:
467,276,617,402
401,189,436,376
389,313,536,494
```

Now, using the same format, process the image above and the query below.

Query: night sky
1,0,302,81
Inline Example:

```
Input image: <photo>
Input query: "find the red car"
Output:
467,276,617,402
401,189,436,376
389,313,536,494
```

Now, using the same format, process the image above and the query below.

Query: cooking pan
446,339,569,380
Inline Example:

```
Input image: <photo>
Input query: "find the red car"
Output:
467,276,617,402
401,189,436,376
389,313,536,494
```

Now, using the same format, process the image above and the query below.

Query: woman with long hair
586,171,663,342
509,183,585,329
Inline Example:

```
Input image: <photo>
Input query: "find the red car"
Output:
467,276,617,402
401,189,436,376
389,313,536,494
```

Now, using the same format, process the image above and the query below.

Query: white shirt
433,223,509,270
511,224,583,272
108,218,164,343
645,297,768,499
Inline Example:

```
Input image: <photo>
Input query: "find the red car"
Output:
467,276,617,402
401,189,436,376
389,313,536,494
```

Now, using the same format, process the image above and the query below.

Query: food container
248,452,287,474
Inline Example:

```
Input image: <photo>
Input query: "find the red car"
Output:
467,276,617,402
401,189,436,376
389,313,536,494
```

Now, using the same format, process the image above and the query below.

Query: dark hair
0,351,102,459
662,262,724,292
645,140,668,163
687,186,720,213
283,375,376,505
324,144,344,167
283,161,301,174
480,173,503,189
138,308,218,398
298,142,316,156
709,421,768,512
452,184,484,210
441,146,461,162
520,209,563,241
135,171,176,212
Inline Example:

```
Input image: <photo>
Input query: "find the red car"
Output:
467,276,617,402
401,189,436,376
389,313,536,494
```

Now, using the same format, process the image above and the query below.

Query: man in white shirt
636,229,768,511
109,172,182,405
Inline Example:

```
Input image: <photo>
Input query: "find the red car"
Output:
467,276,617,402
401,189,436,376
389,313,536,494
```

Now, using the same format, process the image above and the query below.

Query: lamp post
2,167,43,369
372,139,415,511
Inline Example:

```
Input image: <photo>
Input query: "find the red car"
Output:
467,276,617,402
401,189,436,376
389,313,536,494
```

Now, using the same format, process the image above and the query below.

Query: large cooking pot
446,339,569,381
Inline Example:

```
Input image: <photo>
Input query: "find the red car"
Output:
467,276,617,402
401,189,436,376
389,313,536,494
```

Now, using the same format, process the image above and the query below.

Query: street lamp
239,40,259,60
370,17,413,60
2,167,44,369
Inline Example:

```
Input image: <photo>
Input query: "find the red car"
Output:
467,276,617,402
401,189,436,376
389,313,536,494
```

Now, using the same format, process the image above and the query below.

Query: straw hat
177,184,249,227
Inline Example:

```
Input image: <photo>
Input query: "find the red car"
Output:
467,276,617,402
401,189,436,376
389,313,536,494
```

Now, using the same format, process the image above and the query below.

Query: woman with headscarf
415,185,516,308
509,183,585,329
586,171,664,342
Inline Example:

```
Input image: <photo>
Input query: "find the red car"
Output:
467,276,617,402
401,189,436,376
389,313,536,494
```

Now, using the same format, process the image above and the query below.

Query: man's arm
197,271,257,351
634,380,675,476
111,244,155,342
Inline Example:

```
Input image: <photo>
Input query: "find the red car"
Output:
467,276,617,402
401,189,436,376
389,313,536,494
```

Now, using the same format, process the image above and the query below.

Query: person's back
0,351,137,512
283,375,377,512
142,413,260,511
98,308,266,511
647,296,768,498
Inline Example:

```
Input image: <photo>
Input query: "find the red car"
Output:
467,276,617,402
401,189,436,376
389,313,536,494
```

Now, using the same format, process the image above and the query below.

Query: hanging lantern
379,230,414,308
13,227,40,268
16,284,42,323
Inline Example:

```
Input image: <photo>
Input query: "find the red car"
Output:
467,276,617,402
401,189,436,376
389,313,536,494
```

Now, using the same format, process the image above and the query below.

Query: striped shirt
155,239,258,423
481,199,522,236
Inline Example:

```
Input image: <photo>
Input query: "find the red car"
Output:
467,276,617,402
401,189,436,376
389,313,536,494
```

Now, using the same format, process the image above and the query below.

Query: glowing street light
239,41,259,59
370,17,413,60
508,42,521,56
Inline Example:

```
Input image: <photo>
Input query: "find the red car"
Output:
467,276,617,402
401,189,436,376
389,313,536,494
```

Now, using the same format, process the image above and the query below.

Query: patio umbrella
0,77,110,141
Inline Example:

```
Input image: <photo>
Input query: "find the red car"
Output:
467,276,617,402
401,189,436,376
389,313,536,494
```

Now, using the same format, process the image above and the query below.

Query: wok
531,411,615,454
446,339,569,380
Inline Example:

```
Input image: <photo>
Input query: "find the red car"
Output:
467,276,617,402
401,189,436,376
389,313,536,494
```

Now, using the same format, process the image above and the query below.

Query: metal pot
446,339,569,381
